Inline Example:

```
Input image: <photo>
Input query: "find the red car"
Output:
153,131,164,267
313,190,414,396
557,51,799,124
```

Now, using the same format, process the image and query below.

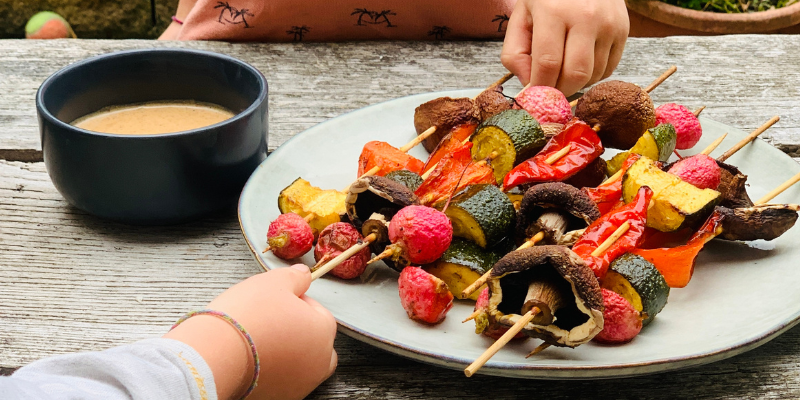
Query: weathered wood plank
2,159,800,400
2,37,800,160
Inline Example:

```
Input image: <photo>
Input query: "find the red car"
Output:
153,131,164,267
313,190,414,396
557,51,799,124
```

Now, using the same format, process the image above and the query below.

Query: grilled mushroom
346,176,418,231
486,245,604,348
360,212,405,272
414,97,478,153
516,182,601,246
715,204,798,241
716,161,753,209
473,84,512,121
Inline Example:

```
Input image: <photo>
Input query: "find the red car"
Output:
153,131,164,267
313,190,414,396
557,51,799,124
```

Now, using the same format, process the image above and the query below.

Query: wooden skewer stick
568,65,677,108
366,245,396,265
525,343,551,358
717,116,780,162
591,222,631,257
311,233,377,281
644,65,678,93
356,126,440,181
699,133,728,156
464,308,539,377
755,171,800,205
544,144,571,165
693,106,706,117
460,231,546,299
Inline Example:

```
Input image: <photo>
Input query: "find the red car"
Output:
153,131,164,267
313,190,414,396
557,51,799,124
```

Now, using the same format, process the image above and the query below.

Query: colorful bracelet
172,310,260,399
171,16,184,25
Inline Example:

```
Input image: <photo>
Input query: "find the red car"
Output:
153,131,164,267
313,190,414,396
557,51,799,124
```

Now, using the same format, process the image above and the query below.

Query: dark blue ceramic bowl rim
36,48,267,139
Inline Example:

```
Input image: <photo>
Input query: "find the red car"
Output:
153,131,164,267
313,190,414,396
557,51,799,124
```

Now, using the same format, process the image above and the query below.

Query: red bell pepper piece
631,211,724,288
503,119,604,190
357,141,424,177
583,153,641,215
572,186,653,279
422,123,477,175
414,142,496,206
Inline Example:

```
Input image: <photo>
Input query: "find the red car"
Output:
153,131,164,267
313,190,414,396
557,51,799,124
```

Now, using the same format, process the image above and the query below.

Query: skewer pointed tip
525,343,551,358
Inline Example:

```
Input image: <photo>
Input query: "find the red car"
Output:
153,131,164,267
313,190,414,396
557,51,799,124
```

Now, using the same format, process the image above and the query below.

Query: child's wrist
164,313,256,400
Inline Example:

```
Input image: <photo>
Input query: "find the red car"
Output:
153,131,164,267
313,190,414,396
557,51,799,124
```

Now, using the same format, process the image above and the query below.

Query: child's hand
501,0,629,96
165,265,337,400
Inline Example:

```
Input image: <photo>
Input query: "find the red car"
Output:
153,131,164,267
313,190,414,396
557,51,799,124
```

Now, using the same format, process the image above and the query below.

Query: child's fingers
301,295,338,337
604,42,624,80
327,349,338,378
528,17,567,88
590,38,613,86
556,28,595,96
264,264,312,297
500,2,533,85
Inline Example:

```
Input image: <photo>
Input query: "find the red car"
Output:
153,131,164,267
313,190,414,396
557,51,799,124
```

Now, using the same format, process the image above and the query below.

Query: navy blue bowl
37,48,268,224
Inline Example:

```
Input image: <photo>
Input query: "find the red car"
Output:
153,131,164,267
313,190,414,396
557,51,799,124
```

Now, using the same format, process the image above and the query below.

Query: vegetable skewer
311,233,377,280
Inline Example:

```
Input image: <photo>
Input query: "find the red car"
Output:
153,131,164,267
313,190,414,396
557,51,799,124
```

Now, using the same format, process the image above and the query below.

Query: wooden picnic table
1,37,799,399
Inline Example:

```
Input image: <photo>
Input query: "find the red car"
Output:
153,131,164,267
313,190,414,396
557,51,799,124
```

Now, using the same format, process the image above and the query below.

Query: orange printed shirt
176,1,515,41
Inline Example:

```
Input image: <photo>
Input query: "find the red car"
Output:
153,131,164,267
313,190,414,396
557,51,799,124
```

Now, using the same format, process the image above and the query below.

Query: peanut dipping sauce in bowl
72,101,236,135
37,48,268,224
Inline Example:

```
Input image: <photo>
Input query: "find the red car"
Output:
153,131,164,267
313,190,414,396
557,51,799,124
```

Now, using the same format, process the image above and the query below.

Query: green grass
660,0,797,12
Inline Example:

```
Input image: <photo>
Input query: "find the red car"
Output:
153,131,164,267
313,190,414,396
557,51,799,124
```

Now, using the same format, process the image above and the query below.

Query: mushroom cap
716,161,754,209
487,245,604,348
473,84,512,121
716,204,798,241
346,176,418,231
516,182,601,245
414,97,479,153
575,80,656,150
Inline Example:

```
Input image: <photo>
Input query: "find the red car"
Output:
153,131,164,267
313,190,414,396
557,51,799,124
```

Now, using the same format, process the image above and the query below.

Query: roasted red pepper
503,119,604,190
583,153,641,215
572,186,653,279
357,141,424,178
414,142,496,206
631,211,724,288
422,123,477,175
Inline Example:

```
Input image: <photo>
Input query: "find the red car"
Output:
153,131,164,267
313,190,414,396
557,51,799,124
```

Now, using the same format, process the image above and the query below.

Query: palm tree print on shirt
428,26,451,40
351,8,397,27
287,26,310,41
215,2,254,28
493,14,509,32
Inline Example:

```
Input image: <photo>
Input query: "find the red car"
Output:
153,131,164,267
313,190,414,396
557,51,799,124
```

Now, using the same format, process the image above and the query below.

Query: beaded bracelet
172,310,260,399
171,16,184,25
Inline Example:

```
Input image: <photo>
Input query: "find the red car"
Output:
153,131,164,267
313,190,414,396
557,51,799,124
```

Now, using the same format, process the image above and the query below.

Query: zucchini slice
278,178,346,234
424,239,502,300
443,184,515,248
622,157,720,232
470,109,546,184
606,124,676,176
384,170,424,192
602,253,670,327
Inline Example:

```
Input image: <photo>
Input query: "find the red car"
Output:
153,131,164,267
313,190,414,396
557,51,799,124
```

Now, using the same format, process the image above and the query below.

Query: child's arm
501,0,630,96
165,264,338,400
1,265,337,400
159,0,199,39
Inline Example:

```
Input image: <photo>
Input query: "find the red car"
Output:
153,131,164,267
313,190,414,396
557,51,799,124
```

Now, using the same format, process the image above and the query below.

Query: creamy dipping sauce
72,101,235,135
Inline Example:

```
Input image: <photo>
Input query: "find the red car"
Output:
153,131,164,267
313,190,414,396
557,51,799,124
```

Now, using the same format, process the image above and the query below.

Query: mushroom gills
345,176,418,230
497,265,589,332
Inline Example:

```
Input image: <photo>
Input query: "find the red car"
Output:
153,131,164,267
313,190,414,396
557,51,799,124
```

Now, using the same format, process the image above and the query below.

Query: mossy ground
661,0,797,13
1,0,177,39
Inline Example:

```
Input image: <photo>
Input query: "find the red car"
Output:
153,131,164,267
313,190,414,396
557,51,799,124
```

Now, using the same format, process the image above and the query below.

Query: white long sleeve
0,338,217,400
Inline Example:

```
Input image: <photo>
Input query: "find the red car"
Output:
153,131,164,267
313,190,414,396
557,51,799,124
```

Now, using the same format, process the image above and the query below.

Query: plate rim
237,89,800,378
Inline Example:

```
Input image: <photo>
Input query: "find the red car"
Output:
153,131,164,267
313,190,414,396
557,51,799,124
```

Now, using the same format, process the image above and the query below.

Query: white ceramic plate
238,89,800,379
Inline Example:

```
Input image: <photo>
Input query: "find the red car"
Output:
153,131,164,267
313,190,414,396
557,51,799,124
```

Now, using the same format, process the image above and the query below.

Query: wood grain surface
1,37,800,399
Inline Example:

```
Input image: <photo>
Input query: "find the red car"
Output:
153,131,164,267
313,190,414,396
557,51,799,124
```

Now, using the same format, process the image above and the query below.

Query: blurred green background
1,0,178,38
